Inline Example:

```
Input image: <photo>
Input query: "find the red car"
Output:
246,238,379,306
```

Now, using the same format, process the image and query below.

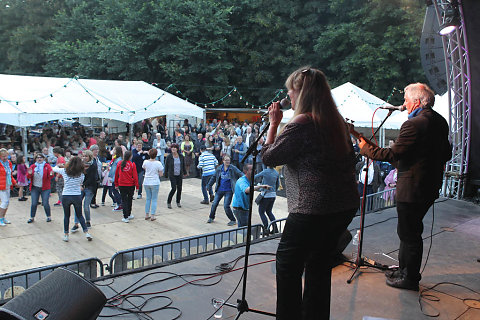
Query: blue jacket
254,168,279,198
207,164,244,192
108,157,122,179
132,148,148,173
232,142,246,161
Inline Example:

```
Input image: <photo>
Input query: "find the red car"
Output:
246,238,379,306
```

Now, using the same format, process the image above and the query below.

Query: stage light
439,1,460,36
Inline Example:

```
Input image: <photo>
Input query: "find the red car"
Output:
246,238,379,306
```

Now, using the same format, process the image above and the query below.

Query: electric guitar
345,120,376,147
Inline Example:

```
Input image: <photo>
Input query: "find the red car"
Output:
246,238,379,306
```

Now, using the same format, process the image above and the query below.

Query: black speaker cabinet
0,267,106,320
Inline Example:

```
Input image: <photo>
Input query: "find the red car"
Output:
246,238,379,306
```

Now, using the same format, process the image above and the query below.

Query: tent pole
379,126,383,147
129,123,134,147
381,127,385,147
21,127,28,161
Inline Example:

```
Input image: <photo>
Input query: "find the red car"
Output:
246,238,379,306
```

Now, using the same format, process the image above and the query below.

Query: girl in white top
142,149,164,221
52,156,92,242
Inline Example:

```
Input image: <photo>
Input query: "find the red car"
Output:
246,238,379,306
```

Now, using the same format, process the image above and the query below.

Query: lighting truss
433,0,471,199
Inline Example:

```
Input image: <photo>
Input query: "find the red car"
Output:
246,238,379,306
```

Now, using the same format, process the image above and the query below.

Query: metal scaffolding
433,0,471,199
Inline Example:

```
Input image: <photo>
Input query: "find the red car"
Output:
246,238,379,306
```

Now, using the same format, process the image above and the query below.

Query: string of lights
0,75,403,114
0,77,75,106
336,87,403,110
157,83,286,110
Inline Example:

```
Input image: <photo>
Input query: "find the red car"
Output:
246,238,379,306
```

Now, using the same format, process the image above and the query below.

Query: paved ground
0,177,290,275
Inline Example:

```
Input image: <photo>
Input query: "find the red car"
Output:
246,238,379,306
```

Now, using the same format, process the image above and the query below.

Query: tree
1,0,428,107
314,0,426,103
146,0,234,103
46,0,151,79
0,0,66,74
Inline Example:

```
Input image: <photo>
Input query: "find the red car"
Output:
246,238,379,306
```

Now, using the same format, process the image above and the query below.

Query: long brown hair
121,151,132,171
285,67,350,155
65,156,84,177
114,146,123,159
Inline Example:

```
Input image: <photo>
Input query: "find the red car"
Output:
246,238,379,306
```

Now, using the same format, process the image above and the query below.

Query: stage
95,198,480,320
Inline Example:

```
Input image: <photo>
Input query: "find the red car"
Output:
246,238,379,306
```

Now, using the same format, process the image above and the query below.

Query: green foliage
146,0,234,102
0,0,428,106
0,0,66,74
314,0,426,103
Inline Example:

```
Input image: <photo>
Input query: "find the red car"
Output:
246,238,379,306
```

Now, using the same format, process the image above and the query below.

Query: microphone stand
222,121,276,319
347,110,394,284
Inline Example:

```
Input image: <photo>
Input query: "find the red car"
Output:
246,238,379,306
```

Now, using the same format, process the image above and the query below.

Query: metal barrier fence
108,224,264,274
361,188,397,214
0,190,396,303
266,188,397,234
0,258,104,304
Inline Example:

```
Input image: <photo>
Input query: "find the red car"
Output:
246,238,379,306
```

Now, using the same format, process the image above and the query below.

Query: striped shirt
52,167,84,196
197,151,218,176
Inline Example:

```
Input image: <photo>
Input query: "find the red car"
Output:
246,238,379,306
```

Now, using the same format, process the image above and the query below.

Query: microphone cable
420,202,435,276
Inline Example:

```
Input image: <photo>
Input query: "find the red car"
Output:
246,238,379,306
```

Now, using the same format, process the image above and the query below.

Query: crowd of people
0,110,400,236
0,115,286,238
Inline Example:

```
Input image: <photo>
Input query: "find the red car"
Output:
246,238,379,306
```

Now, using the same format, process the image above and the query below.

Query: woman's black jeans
258,197,278,233
167,175,182,204
119,186,135,219
275,209,356,320
62,195,87,234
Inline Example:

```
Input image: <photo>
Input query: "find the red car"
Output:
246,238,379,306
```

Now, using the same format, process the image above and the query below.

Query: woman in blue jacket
108,146,123,211
255,166,280,234
206,155,243,226
231,136,246,171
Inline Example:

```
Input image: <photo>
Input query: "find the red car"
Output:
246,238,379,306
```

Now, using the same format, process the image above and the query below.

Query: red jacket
114,160,139,188
0,160,17,190
27,163,53,191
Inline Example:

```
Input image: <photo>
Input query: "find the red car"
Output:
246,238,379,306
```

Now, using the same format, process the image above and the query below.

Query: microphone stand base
223,300,277,319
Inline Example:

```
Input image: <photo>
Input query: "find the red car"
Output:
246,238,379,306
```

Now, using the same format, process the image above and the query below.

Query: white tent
385,92,449,129
332,82,385,127
282,82,385,126
0,74,205,127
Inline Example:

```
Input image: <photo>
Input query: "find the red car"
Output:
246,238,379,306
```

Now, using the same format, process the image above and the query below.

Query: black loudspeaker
420,5,448,95
0,268,106,320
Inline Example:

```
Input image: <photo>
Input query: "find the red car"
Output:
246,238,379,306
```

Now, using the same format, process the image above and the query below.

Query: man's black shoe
385,268,402,279
386,276,419,291
90,204,99,209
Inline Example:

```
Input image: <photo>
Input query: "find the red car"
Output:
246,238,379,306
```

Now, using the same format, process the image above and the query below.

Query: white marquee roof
0,74,205,127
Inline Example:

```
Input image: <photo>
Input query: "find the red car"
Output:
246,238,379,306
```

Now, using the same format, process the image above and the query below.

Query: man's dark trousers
396,201,433,283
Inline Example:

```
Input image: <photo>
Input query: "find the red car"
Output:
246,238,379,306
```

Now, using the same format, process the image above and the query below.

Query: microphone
261,98,291,119
379,105,406,112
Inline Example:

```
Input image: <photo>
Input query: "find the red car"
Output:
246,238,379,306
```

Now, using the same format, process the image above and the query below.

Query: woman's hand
268,101,283,128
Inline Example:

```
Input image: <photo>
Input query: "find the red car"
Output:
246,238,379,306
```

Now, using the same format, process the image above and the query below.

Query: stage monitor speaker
0,267,107,320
